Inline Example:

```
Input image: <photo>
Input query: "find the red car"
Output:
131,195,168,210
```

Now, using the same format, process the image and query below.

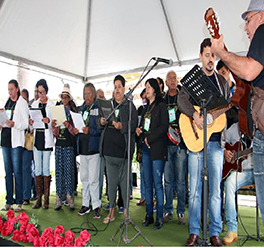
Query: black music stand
180,65,228,246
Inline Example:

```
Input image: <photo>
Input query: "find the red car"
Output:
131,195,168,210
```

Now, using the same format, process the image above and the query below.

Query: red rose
0,218,3,232
26,223,40,243
80,229,91,243
64,230,75,245
38,235,45,247
40,227,54,246
12,229,20,242
54,225,65,236
20,232,27,243
1,221,14,236
42,226,53,236
73,237,85,247
17,211,29,227
54,234,64,247
6,209,14,219
12,229,27,243
33,237,40,247
1,222,8,236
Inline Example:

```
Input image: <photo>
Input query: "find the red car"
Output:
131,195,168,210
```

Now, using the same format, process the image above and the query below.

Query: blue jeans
188,141,223,237
2,146,23,205
22,149,33,200
164,145,187,215
225,170,254,232
142,143,165,219
139,162,145,200
253,129,264,226
33,147,52,176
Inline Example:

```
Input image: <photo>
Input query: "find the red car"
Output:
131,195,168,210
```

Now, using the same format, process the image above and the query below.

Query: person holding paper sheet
51,87,77,211
73,83,102,219
0,80,29,212
30,79,55,210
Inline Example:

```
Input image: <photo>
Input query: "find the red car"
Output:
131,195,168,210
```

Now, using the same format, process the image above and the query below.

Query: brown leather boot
32,176,42,209
42,175,51,210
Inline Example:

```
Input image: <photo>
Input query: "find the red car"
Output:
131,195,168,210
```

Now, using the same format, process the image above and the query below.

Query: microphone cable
70,212,111,237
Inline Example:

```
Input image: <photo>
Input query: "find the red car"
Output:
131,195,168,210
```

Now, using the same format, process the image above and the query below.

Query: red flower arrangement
0,209,92,246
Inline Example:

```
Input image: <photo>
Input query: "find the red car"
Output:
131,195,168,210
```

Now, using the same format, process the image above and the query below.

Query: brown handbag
24,128,34,151
251,86,264,135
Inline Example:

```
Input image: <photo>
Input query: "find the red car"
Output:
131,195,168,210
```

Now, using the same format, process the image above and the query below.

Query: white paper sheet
29,109,45,129
49,105,66,127
70,111,85,133
0,109,8,127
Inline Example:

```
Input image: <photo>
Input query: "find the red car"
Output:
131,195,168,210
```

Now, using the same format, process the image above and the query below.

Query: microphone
152,57,173,66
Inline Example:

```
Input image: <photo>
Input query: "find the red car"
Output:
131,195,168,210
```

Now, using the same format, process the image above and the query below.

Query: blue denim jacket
77,100,102,155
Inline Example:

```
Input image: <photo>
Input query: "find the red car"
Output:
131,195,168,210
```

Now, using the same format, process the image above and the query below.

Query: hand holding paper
70,111,85,133
49,105,66,127
0,109,9,127
29,109,45,129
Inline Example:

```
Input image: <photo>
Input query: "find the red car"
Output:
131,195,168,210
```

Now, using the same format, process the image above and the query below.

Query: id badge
6,110,12,120
168,108,176,123
83,111,89,121
144,117,151,132
115,109,120,118
60,125,65,129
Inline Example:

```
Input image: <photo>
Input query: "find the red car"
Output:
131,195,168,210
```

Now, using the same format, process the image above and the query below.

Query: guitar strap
214,72,224,95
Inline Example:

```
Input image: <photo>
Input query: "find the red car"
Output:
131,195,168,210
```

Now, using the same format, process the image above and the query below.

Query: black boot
153,218,163,230
142,215,154,227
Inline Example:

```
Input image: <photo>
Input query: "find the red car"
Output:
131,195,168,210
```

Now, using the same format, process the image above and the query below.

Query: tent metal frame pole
159,0,181,66
83,0,92,81
0,0,5,11
0,50,83,81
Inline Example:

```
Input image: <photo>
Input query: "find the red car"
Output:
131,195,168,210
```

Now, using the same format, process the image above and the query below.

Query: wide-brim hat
59,86,73,100
242,0,264,20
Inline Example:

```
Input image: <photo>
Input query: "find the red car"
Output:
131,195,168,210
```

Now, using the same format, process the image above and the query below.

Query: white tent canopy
0,0,250,81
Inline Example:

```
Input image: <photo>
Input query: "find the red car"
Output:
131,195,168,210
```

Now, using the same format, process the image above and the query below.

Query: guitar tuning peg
209,27,215,36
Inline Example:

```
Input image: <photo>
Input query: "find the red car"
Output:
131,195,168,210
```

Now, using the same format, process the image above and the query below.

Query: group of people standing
0,0,264,246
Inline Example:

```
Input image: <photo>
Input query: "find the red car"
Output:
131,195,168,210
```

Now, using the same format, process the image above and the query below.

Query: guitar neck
211,104,232,120
234,147,253,161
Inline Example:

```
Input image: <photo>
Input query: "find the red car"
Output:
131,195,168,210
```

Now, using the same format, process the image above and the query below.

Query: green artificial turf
0,185,264,247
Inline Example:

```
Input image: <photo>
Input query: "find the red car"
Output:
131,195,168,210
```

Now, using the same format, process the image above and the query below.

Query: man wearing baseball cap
211,0,264,245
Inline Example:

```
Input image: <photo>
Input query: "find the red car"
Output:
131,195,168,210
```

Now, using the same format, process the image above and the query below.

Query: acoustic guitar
204,8,252,138
222,141,253,180
179,105,230,152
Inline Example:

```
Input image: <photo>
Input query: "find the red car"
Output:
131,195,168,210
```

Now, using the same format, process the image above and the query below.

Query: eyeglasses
245,11,260,25
37,90,46,95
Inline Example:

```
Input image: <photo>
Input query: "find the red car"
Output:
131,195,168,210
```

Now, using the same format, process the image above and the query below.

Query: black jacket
139,100,169,161
99,98,137,158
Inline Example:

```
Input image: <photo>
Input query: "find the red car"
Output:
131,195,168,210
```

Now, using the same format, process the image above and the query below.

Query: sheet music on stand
180,64,228,111
97,98,117,125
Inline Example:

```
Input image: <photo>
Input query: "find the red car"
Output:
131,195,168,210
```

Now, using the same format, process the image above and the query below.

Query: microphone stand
103,60,160,246
197,98,211,247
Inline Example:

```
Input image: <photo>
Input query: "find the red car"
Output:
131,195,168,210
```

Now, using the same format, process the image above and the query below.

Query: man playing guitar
211,0,264,234
223,122,254,245
178,38,230,247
